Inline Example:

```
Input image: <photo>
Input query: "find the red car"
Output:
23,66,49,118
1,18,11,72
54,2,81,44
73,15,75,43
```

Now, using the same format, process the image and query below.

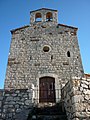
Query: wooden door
39,77,56,103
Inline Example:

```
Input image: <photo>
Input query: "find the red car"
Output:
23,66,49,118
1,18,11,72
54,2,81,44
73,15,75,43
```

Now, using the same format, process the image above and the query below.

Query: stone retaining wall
0,89,33,120
1,77,90,120
61,77,90,120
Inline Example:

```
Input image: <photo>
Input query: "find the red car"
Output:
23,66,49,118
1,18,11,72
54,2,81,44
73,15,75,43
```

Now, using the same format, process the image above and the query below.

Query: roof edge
84,73,90,77
11,25,29,34
58,24,78,30
30,8,57,13
10,23,78,34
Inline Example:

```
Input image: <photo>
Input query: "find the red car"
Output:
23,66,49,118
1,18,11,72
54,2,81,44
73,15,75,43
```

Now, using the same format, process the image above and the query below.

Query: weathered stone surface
15,104,19,109
14,97,20,101
0,101,2,107
0,89,33,120
85,95,89,100
83,89,90,94
12,93,17,97
16,108,22,113
6,97,14,101
0,8,88,120
72,95,84,103
81,83,88,88
62,78,90,120
4,8,84,90
25,100,31,106
0,97,3,100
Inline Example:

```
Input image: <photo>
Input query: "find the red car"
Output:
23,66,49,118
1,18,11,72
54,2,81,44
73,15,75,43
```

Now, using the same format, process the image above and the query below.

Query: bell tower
30,8,58,24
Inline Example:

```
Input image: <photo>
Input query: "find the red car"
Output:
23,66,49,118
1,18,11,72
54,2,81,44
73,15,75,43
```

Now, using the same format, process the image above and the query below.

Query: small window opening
51,55,53,61
67,51,70,57
43,46,50,52
30,56,32,60
57,25,59,28
46,12,53,21
35,13,42,22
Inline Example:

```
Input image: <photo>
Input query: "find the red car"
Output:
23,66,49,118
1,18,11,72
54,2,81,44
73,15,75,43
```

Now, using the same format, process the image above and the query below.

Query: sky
0,0,90,89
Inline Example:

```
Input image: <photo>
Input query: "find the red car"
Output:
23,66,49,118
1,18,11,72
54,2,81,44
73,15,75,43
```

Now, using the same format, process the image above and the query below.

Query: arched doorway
39,77,56,103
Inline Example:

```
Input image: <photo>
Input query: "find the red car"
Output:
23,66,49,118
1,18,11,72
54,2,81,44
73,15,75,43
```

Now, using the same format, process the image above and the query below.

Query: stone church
4,8,84,102
0,8,90,120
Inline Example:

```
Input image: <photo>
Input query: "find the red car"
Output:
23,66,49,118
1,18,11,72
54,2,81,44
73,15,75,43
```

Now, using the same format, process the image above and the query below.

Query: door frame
39,76,56,103
36,73,61,104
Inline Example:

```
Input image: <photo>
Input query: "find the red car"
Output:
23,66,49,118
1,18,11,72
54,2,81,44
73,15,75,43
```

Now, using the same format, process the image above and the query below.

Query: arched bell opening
46,12,53,21
35,12,42,22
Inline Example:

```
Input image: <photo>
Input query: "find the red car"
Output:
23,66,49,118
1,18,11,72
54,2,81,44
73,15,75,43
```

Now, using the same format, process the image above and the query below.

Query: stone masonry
62,76,90,120
0,8,89,120
0,89,33,120
4,8,84,90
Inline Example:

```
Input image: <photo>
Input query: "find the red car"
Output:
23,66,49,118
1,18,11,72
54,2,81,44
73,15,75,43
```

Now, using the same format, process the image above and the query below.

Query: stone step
37,103,56,108
33,115,68,120
36,107,66,115
35,103,66,115
27,102,68,120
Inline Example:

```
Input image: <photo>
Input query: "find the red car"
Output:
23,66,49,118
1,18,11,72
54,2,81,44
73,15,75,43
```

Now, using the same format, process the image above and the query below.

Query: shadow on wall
0,89,33,120
27,102,68,120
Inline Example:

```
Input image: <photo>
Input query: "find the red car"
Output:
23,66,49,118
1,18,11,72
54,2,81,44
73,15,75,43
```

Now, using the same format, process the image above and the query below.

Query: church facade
0,8,89,120
4,8,84,103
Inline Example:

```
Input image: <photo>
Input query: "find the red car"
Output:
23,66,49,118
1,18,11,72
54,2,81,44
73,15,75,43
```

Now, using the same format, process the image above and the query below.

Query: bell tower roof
30,8,57,13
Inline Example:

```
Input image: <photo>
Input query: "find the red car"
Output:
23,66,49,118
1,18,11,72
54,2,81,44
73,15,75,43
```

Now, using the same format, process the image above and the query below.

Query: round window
43,46,50,52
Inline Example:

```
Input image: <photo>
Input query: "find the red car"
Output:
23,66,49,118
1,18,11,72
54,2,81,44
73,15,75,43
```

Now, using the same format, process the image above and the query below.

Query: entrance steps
27,102,68,120
37,102,56,108
36,115,68,120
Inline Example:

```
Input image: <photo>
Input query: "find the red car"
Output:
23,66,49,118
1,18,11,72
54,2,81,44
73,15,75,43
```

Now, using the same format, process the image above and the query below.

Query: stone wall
4,21,84,90
1,77,90,120
61,77,90,120
0,89,33,120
